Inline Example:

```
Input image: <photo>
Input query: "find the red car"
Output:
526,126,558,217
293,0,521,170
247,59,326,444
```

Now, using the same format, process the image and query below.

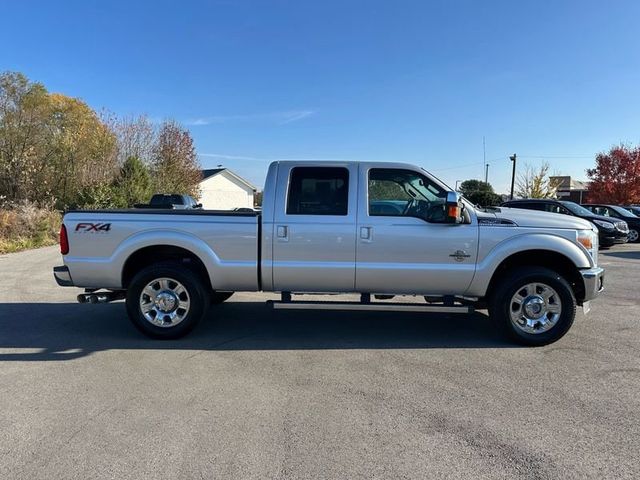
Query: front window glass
368,168,447,221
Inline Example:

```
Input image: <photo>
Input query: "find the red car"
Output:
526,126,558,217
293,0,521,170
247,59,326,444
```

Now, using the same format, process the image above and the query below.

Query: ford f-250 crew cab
54,161,604,346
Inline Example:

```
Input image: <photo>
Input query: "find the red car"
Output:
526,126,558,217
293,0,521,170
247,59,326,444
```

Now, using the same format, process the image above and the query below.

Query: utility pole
483,136,487,183
509,154,517,200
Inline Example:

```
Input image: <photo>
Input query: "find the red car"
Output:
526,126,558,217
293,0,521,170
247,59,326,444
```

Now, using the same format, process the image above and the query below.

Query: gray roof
201,168,226,180
199,168,258,191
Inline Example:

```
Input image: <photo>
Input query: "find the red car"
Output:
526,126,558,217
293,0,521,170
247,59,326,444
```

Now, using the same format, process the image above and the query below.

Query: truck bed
62,209,261,291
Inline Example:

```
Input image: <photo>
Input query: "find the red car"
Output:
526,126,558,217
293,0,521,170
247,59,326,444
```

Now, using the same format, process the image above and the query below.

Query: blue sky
2,0,640,192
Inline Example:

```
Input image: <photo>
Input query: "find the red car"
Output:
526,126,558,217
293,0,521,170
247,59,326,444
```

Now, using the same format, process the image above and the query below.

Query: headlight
592,219,614,231
577,229,598,265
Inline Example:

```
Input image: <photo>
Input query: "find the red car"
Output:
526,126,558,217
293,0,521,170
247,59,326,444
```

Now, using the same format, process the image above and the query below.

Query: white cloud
198,153,269,162
185,110,316,126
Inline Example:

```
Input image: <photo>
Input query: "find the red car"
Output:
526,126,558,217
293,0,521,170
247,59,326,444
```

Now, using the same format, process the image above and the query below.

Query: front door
355,166,479,295
272,164,358,292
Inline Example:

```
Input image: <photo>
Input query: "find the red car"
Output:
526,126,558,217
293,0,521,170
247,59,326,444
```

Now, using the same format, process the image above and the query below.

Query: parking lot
1,245,639,479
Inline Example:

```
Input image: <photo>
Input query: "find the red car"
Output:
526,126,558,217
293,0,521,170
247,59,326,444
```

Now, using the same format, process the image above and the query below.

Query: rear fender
114,230,222,289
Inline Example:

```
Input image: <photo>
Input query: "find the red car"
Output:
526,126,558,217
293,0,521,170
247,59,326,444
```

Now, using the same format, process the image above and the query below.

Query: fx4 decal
75,222,112,233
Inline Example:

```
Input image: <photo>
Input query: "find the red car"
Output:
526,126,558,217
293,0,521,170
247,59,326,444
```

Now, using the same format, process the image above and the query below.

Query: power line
517,155,595,159
430,161,486,172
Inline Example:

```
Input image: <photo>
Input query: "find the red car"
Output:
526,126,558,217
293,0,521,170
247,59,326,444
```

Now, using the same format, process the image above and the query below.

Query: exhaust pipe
77,291,125,304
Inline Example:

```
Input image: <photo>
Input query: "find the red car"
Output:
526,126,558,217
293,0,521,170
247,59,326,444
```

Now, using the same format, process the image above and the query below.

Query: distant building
550,176,590,203
199,168,257,210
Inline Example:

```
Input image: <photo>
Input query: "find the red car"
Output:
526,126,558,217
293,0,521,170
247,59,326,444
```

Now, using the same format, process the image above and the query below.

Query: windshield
560,201,593,216
624,206,640,216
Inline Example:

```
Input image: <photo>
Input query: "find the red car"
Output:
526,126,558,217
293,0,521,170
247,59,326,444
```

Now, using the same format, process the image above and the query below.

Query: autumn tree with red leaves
586,145,640,204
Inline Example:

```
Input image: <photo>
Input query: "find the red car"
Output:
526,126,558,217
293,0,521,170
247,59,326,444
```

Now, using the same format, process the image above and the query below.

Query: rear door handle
360,226,372,241
277,225,288,240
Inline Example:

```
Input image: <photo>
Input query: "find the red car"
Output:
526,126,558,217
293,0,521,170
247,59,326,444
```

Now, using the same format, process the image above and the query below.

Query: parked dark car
623,205,640,217
501,199,629,247
582,204,640,243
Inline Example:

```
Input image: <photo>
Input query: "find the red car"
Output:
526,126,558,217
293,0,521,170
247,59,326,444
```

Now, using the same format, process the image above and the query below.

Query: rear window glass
286,167,349,215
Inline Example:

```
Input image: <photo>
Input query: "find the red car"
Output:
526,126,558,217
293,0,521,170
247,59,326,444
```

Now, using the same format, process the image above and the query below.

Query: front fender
467,233,593,297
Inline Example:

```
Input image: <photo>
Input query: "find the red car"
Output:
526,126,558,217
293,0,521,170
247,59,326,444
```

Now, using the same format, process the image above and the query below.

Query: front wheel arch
485,250,585,303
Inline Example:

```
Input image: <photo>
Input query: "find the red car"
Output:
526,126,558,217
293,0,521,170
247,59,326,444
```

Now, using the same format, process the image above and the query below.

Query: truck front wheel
126,262,209,339
489,267,576,346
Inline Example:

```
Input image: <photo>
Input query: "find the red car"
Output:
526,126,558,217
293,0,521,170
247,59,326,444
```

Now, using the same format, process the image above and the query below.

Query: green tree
112,156,153,207
458,179,502,206
152,120,202,197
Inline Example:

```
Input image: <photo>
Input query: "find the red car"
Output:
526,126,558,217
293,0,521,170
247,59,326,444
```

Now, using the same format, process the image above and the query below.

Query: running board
268,300,472,313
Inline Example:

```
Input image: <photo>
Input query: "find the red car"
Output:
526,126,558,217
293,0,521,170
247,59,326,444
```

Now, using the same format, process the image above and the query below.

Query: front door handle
360,226,372,241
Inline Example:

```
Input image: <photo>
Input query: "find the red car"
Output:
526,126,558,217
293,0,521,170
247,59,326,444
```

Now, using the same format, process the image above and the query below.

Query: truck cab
260,162,478,295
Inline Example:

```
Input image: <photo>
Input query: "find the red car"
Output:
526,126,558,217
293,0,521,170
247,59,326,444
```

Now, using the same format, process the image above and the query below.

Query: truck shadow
0,301,518,361
601,249,640,260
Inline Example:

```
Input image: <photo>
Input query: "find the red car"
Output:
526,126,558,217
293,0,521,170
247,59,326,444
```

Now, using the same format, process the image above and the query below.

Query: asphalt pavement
1,245,639,479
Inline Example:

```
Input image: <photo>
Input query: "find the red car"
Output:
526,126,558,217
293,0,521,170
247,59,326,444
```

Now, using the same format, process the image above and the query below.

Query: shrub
0,202,61,253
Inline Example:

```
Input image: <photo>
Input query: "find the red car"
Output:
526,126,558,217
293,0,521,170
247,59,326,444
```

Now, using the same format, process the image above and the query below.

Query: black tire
629,229,639,243
488,266,576,346
211,291,234,305
126,261,209,339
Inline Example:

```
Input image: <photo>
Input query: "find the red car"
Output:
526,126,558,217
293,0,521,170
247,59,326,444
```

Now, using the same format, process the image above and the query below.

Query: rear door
271,164,358,292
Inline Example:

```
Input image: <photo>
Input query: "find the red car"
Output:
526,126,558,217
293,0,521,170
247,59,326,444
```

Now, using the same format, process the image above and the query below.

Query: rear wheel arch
122,245,212,292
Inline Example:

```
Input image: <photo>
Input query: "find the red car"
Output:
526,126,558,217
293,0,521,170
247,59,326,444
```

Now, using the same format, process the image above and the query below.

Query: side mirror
445,191,463,223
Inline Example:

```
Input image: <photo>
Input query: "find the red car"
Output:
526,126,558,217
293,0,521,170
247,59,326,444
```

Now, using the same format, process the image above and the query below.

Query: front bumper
600,233,628,246
53,266,74,287
580,267,604,302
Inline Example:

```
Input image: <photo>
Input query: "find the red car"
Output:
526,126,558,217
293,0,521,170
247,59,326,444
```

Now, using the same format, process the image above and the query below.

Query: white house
198,168,257,210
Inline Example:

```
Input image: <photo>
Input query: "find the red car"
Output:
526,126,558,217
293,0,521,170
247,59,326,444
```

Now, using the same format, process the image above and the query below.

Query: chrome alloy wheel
629,229,639,242
139,277,190,327
509,282,562,334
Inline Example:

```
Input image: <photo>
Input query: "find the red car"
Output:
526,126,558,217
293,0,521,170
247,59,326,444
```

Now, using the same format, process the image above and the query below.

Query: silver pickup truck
54,161,604,345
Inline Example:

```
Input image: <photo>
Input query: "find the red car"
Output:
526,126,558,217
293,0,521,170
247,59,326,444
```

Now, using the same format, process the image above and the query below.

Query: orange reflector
577,235,593,250
448,206,459,218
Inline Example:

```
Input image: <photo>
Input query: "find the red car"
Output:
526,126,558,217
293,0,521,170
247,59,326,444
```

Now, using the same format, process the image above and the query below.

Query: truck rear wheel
489,266,576,346
126,262,209,339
